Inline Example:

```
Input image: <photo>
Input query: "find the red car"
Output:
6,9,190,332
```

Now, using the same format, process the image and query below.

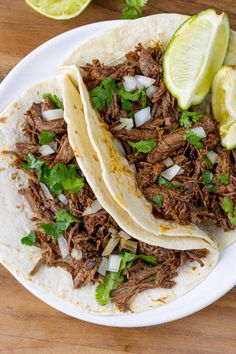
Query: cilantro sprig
40,130,55,145
21,153,44,172
185,130,204,149
158,176,181,190
40,209,80,241
220,197,236,225
90,78,118,110
202,170,216,193
128,139,157,153
21,230,36,246
153,195,163,208
179,111,203,129
96,251,157,306
121,0,149,19
42,93,64,109
217,173,229,185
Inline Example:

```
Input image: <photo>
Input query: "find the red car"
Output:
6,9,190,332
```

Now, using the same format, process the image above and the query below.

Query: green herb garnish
204,156,214,169
217,173,229,185
90,78,117,110
185,130,204,149
40,209,79,241
21,153,44,172
158,176,180,190
121,0,149,19
202,170,216,193
21,230,36,246
40,130,55,145
121,98,132,112
153,195,163,208
128,139,157,153
179,111,203,128
42,93,64,109
220,197,236,225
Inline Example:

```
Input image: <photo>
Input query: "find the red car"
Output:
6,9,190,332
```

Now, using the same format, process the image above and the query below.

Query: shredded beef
52,134,74,166
113,128,158,142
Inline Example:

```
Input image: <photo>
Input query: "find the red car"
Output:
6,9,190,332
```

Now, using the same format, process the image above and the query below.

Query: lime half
25,0,91,20
163,9,230,110
212,66,236,149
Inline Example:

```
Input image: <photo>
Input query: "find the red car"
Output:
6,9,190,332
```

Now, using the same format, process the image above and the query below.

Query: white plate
0,20,236,327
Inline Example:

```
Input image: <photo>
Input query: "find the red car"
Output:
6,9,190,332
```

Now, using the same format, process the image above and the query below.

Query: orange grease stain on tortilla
102,137,124,174
92,154,99,162
0,168,6,172
0,117,7,123
160,224,175,234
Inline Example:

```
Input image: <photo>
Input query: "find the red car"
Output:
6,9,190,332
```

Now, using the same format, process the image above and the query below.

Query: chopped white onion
71,248,83,260
98,257,108,276
191,127,206,138
39,183,53,200
102,235,120,257
42,109,64,120
146,85,157,99
134,107,151,127
113,118,134,131
50,141,58,151
108,228,118,235
39,144,55,156
123,76,138,92
177,167,184,175
163,157,174,168
113,139,126,157
135,75,156,88
118,230,131,240
130,163,137,175
161,165,182,181
207,151,219,164
58,236,69,259
82,200,103,216
58,193,68,205
107,255,122,273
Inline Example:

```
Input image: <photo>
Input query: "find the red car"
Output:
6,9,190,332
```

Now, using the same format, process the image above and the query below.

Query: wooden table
0,1,235,353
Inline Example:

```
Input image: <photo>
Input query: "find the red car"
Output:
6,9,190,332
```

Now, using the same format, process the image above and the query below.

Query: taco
63,12,236,251
0,75,218,313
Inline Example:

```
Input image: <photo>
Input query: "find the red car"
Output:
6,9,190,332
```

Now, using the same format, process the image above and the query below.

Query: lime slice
212,65,236,149
163,9,230,110
25,0,91,20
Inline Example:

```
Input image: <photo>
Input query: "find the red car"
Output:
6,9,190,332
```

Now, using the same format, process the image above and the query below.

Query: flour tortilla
63,13,236,251
0,76,218,314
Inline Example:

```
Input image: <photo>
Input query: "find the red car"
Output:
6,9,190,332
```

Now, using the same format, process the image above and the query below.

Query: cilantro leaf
217,173,229,185
121,0,148,19
220,197,236,225
40,130,55,145
96,272,124,306
179,111,203,128
21,153,44,171
40,209,80,241
153,195,163,208
158,176,180,190
42,93,64,109
119,87,141,101
140,89,147,108
121,98,132,112
90,78,117,110
21,230,36,246
128,139,157,153
185,130,204,149
204,156,214,169
202,170,216,193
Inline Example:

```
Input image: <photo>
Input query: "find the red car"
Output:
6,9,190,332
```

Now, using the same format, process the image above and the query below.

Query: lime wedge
163,9,230,110
25,0,91,20
212,65,236,149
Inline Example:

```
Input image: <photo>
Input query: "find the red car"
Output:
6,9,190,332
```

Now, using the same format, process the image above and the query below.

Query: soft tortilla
63,13,236,251
0,76,218,314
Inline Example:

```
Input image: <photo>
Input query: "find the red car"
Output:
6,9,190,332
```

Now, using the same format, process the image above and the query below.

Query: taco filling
13,94,208,312
83,43,236,232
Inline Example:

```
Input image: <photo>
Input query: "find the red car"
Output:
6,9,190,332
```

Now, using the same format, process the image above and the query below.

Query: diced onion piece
134,107,151,127
130,163,137,175
118,230,131,240
50,141,58,151
71,248,83,260
107,255,122,273
161,165,182,181
191,127,206,138
146,85,157,99
135,75,156,88
98,257,108,276
123,76,138,92
113,118,134,131
102,235,120,257
42,109,64,120
39,144,55,156
58,236,69,259
58,193,68,205
163,157,174,168
120,239,137,253
82,200,102,216
207,151,219,164
108,228,118,235
177,167,184,175
39,183,53,200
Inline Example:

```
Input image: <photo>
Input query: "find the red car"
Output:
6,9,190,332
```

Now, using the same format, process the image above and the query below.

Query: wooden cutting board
0,1,235,353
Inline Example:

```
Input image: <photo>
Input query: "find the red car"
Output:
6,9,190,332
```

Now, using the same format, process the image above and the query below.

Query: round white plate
0,20,236,327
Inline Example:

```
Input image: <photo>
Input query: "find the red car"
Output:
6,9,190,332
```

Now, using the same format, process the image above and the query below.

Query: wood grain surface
0,1,235,353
